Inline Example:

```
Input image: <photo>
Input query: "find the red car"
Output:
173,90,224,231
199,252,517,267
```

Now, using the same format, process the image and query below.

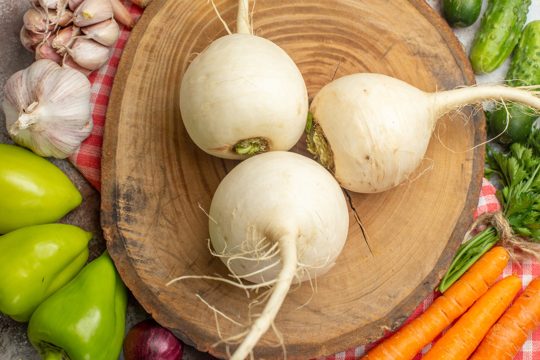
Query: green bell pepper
0,144,82,234
28,252,127,360
0,224,91,322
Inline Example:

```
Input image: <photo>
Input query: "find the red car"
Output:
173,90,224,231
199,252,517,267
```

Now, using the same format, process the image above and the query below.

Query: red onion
123,319,184,360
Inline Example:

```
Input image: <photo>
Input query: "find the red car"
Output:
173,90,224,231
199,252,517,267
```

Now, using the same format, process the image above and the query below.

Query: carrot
423,275,522,360
470,277,540,360
361,246,509,360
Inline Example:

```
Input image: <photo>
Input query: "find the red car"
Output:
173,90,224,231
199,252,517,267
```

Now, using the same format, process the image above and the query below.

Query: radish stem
236,0,251,34
230,234,297,360
434,85,540,118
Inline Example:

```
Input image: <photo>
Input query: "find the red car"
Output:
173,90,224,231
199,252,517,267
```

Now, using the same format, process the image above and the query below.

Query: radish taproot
306,73,540,193
179,0,308,159
169,151,349,359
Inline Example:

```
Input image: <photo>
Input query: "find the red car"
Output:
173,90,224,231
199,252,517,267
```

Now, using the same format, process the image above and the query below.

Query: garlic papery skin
20,27,46,52
73,0,113,27
2,59,92,159
67,38,110,70
81,19,119,47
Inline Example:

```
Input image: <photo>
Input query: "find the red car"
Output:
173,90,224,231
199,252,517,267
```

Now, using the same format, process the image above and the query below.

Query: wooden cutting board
101,0,485,358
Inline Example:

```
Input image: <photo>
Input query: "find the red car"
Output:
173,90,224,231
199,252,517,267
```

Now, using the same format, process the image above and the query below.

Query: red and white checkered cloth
68,5,540,357
68,1,143,191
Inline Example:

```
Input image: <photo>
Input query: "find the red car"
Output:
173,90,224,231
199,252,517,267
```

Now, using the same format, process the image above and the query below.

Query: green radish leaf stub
233,137,269,156
306,120,335,173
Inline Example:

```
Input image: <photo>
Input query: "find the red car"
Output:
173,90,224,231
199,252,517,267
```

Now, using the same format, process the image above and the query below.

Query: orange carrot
362,246,509,360
470,277,540,360
423,275,521,360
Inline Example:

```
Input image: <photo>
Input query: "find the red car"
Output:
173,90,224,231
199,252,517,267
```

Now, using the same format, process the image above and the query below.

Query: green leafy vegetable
486,138,540,241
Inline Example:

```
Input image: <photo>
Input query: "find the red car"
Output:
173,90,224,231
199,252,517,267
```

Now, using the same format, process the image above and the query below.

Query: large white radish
307,73,540,193
208,151,349,359
179,0,308,159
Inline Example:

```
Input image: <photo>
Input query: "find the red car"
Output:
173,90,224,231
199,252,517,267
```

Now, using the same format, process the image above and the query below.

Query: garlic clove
63,56,93,76
24,7,74,33
20,26,46,52
52,26,80,54
68,0,85,11
81,19,119,47
35,37,63,64
110,0,134,28
38,0,67,9
73,0,113,27
23,8,53,33
67,38,110,71
2,59,93,159
56,8,74,27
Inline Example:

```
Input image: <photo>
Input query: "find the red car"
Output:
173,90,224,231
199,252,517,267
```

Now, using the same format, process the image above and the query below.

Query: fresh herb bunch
439,128,540,292
486,131,540,241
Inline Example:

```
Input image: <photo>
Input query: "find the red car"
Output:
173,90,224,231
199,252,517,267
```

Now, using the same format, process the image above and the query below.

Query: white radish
307,73,540,193
206,151,349,359
179,0,308,159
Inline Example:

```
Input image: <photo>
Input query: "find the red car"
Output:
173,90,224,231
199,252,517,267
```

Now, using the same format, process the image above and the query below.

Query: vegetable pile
2,0,540,358
0,144,128,360
364,248,540,360
20,0,140,75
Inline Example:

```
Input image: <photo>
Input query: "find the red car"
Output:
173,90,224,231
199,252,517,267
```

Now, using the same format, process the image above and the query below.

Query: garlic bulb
21,0,127,75
2,59,92,159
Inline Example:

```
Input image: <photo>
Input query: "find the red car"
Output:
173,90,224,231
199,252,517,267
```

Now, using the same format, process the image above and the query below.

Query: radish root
229,233,297,360
209,0,232,35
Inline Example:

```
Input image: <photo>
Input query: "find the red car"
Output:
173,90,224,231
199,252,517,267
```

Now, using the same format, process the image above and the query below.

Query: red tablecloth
68,4,540,358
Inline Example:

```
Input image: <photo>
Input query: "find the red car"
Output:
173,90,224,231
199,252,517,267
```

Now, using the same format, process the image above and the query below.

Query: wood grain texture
101,0,485,358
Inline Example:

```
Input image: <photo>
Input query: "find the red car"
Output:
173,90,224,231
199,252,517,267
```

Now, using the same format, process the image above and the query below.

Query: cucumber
443,0,482,28
469,0,531,74
489,21,540,144
507,21,540,87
